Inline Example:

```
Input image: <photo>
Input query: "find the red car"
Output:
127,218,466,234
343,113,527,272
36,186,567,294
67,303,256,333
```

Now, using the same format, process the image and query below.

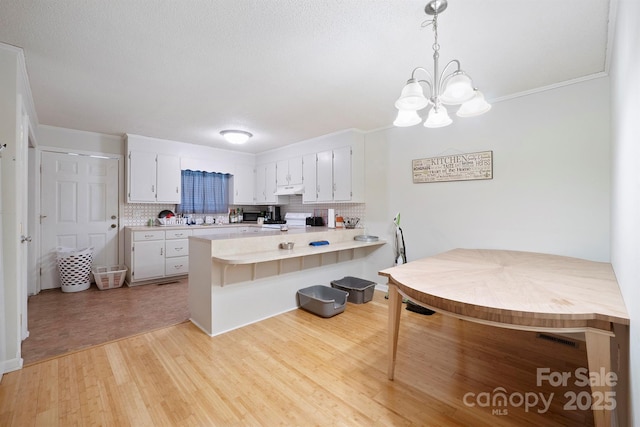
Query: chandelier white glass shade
394,0,490,128
220,130,253,144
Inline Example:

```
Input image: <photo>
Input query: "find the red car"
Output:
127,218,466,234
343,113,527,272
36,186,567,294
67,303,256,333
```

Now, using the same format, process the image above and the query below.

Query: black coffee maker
266,205,281,221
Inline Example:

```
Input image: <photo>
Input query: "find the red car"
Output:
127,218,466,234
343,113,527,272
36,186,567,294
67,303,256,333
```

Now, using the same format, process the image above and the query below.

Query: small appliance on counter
284,212,312,228
266,205,281,222
306,216,325,226
241,211,261,223
262,219,287,229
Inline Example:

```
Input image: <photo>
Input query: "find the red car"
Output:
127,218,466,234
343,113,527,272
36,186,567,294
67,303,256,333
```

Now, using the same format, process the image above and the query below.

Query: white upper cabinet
302,153,317,203
276,156,303,186
255,162,277,204
128,151,157,202
127,151,181,203
312,147,352,202
126,134,182,204
232,163,255,204
315,150,334,202
265,162,278,203
156,154,181,203
332,146,352,201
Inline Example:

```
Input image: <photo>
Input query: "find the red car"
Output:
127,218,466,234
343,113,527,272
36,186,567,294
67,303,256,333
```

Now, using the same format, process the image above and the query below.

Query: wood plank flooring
2,290,595,426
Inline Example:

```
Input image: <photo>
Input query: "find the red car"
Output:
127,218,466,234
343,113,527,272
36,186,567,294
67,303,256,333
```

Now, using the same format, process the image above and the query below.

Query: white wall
38,125,123,154
0,45,38,373
365,78,610,266
0,46,18,377
610,0,640,423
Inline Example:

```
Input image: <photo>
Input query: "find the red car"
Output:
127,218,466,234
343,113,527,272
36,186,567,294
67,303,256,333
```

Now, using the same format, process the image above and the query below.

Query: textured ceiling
0,0,612,153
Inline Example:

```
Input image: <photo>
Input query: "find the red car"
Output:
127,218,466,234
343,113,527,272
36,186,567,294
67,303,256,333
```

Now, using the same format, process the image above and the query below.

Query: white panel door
40,152,119,290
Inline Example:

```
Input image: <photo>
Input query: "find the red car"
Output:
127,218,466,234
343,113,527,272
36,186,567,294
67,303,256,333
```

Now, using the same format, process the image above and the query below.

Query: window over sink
177,170,231,214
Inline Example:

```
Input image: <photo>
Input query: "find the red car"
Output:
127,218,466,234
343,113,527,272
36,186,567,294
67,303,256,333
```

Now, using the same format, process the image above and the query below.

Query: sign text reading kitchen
412,150,493,183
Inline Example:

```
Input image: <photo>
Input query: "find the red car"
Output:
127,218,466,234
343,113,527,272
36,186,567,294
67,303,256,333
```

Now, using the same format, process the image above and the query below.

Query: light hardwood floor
1,291,594,426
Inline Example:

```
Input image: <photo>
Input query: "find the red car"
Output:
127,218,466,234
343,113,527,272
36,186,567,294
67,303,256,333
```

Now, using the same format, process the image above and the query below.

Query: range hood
274,184,305,195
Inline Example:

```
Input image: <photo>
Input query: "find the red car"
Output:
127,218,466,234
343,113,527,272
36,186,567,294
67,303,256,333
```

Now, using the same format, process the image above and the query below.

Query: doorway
39,151,119,291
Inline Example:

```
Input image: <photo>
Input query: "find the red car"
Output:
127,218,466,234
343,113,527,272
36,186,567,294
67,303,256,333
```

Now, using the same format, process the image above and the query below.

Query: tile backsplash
121,203,177,227
121,195,365,227
278,195,365,225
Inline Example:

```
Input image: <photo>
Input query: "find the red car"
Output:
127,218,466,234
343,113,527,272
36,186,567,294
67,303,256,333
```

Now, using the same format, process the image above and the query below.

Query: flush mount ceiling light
394,0,491,128
220,130,253,144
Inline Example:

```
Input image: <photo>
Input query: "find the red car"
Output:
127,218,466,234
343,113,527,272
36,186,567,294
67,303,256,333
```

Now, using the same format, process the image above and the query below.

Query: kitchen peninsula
188,226,385,336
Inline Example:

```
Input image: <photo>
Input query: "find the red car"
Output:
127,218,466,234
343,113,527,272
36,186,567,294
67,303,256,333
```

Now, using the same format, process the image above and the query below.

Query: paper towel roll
327,208,335,228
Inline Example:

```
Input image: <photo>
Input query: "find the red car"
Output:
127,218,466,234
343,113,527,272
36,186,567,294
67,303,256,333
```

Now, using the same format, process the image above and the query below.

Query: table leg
584,329,613,427
388,283,402,380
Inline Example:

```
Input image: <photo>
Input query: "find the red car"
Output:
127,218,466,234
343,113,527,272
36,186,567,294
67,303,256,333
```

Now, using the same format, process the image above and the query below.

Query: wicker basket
92,265,127,290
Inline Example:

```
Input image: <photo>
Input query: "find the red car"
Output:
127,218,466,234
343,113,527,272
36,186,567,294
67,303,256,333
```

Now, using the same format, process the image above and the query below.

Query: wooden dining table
379,248,629,427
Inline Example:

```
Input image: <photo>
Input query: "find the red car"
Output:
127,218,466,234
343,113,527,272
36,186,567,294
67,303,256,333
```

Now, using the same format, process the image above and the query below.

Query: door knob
111,215,117,220
111,224,117,229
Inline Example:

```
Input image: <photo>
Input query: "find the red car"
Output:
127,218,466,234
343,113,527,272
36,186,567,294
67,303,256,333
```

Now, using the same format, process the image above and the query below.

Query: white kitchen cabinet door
332,146,352,201
232,163,255,204
128,151,181,203
302,153,317,203
165,256,189,276
277,157,303,186
276,159,289,187
128,151,157,202
255,165,266,203
132,240,165,280
156,153,181,203
316,150,333,202
288,156,303,185
165,239,189,257
264,162,278,203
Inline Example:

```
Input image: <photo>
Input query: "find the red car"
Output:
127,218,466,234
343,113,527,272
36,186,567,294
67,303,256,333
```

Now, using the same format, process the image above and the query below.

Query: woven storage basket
92,265,127,290
56,246,93,292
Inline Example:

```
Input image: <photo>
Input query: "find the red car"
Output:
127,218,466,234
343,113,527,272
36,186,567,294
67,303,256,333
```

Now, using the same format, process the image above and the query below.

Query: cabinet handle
152,185,155,193
176,186,179,193
160,248,163,256
175,247,183,251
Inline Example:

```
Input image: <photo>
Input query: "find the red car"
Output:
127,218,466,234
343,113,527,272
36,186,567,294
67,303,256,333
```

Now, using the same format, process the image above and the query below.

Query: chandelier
394,0,491,128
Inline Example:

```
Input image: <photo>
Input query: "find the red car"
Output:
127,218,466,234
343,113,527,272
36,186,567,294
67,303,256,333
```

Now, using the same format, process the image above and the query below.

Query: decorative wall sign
412,150,493,183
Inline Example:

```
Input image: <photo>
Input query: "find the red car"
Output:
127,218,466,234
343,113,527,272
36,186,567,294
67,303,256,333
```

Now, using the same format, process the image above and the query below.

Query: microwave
242,211,261,222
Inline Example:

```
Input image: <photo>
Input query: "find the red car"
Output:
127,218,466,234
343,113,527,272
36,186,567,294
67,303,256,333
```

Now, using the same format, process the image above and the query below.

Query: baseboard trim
1,356,24,374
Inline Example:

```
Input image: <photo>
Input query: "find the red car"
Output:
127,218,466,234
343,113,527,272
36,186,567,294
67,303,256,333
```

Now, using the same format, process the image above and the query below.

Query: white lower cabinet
125,228,192,285
164,232,190,276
